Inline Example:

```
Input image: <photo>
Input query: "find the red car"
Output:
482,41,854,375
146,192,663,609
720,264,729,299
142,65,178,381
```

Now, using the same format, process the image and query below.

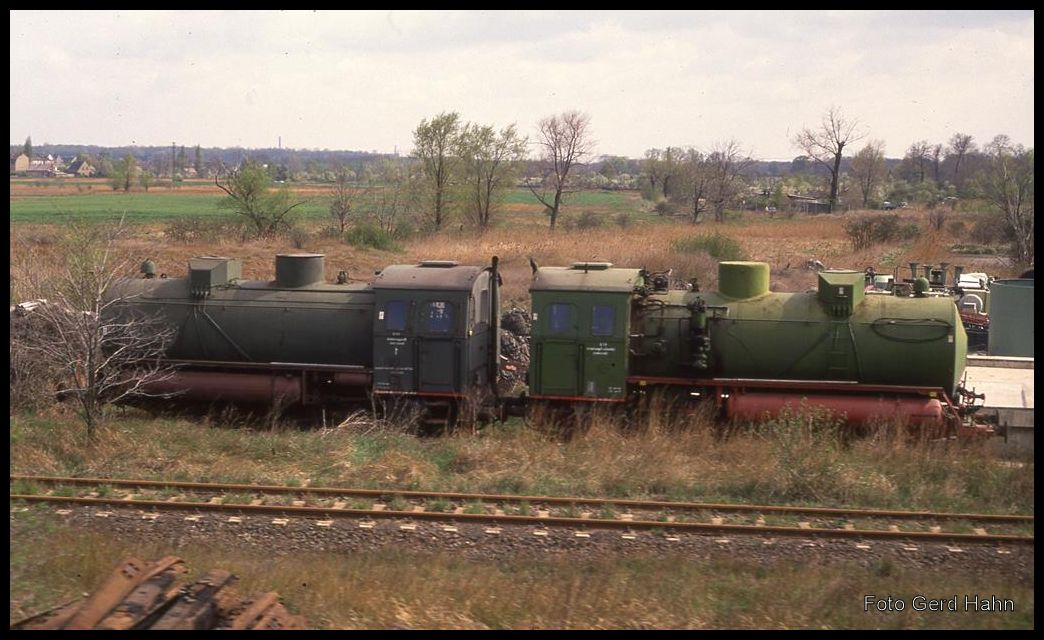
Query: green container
988,279,1034,357
718,262,769,299
631,262,967,396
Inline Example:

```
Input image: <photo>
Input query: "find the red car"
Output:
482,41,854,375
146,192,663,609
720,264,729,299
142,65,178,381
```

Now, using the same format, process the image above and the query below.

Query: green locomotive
109,254,980,432
529,260,974,429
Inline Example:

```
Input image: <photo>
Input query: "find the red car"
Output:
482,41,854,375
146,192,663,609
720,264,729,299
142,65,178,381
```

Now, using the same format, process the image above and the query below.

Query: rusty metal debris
10,557,305,630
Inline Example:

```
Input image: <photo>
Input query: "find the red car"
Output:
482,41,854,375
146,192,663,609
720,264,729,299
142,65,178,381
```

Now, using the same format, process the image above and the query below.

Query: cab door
373,298,414,391
415,299,459,393
581,302,626,398
535,302,580,396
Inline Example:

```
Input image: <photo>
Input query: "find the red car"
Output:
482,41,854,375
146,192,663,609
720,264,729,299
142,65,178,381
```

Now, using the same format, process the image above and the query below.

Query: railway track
10,475,1034,546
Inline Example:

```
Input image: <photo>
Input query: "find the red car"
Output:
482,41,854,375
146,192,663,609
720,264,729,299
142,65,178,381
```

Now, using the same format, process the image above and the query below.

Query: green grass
9,192,331,224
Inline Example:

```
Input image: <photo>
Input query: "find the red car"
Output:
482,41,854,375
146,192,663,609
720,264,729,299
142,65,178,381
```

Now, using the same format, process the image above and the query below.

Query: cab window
425,301,453,333
591,304,614,337
384,300,408,332
548,303,573,335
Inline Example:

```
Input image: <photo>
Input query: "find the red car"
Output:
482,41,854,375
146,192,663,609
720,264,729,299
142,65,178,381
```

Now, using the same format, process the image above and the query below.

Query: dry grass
11,204,1019,308
9,508,1034,629
9,408,1034,514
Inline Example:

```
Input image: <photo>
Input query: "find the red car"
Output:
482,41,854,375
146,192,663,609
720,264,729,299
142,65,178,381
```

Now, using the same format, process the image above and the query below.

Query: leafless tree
793,107,864,212
929,143,944,186
903,140,933,184
977,136,1034,267
707,140,755,222
329,166,369,234
361,158,422,235
11,220,178,440
947,133,976,191
850,140,887,208
676,148,712,223
528,110,594,230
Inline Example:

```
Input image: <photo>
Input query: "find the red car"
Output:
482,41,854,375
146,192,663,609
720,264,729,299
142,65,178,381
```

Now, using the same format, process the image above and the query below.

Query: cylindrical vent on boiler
718,261,770,299
275,253,325,287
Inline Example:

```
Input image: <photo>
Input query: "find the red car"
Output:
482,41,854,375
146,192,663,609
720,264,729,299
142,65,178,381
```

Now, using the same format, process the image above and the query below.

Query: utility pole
171,142,176,188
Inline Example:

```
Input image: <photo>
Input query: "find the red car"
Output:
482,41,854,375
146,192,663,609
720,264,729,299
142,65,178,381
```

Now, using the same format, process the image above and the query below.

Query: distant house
24,156,62,177
64,159,97,177
13,153,30,173
786,193,834,214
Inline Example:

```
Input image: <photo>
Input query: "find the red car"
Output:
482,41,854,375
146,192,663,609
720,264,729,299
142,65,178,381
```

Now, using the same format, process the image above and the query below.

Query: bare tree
11,220,177,439
215,160,307,238
903,141,933,184
929,143,944,186
528,110,594,230
361,158,422,235
329,166,368,234
850,140,887,208
677,148,711,223
456,123,528,229
947,133,976,192
707,140,755,222
413,111,462,231
977,136,1034,267
793,107,864,212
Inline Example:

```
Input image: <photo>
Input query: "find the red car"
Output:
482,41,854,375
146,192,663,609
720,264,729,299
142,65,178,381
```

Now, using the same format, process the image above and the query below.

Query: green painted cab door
539,341,579,396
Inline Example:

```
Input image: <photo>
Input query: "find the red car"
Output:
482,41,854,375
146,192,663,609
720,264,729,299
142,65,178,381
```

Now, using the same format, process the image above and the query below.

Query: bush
575,210,603,230
345,222,400,251
614,213,632,228
671,232,748,261
842,214,909,251
653,200,678,217
969,212,1013,246
288,226,311,250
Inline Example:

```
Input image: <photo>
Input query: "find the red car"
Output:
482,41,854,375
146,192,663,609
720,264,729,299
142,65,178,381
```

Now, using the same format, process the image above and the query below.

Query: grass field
9,178,647,225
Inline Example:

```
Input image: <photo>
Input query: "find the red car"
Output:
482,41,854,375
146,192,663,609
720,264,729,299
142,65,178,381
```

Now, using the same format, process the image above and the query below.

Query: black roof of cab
373,261,486,291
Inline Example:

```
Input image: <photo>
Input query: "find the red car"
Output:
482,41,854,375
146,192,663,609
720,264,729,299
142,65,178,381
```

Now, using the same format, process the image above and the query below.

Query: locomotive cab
529,263,642,402
371,260,500,406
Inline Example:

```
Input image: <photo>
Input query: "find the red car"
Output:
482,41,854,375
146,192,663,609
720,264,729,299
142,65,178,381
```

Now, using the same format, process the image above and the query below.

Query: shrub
288,226,311,250
671,232,748,261
969,212,1013,246
575,210,603,230
653,199,678,217
842,214,908,251
614,213,632,228
345,222,400,251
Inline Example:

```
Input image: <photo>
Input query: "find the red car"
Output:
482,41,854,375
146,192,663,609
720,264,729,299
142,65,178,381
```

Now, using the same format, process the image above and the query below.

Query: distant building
64,159,97,177
786,193,834,214
24,157,62,177
12,153,30,173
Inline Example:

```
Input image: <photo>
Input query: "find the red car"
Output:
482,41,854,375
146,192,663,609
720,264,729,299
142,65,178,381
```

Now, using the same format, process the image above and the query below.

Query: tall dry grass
9,407,1034,515
10,205,1020,309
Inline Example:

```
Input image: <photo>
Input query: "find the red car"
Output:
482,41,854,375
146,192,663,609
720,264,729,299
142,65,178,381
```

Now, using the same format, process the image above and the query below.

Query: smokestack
909,262,920,280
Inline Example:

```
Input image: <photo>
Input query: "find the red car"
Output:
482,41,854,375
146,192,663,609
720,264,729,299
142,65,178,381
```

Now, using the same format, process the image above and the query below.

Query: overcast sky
10,10,1034,160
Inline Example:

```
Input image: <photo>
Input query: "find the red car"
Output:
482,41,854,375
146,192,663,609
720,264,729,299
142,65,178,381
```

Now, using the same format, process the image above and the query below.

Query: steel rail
10,475,1034,524
9,494,1033,545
